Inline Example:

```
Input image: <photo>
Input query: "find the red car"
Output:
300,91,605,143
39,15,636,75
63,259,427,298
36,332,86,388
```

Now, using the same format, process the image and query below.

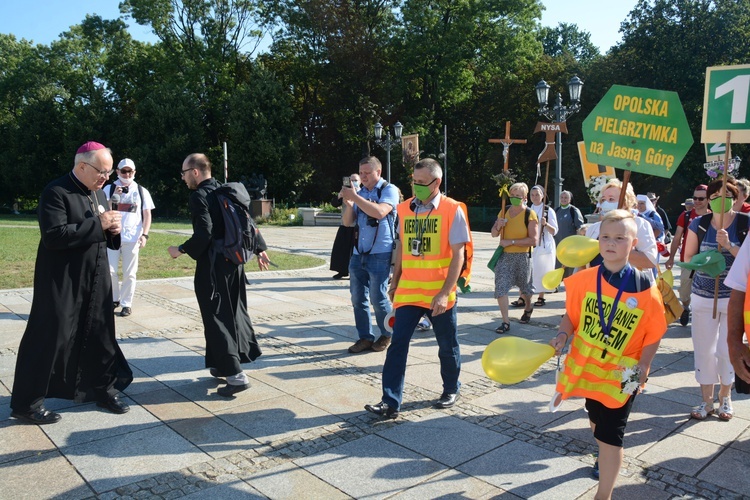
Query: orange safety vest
393,196,467,309
457,201,474,292
557,267,667,408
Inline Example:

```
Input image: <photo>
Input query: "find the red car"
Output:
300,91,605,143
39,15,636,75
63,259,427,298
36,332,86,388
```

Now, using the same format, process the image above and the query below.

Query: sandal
690,402,715,420
534,298,546,307
510,298,525,308
718,397,734,421
519,308,533,324
495,322,511,334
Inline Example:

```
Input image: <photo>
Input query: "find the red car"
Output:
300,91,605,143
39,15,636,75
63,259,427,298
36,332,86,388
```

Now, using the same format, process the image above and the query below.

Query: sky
2,0,638,53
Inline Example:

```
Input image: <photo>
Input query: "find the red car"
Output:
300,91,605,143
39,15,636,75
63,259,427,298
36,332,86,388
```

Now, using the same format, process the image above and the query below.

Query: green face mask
413,179,437,201
509,196,522,207
709,197,733,214
560,204,570,209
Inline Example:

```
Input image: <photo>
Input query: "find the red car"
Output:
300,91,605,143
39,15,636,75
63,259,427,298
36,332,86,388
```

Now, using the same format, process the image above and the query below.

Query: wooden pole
617,171,631,210
713,132,732,318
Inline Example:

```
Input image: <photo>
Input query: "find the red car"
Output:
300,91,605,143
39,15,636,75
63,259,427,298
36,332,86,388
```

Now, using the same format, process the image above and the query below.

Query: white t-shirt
725,237,750,292
105,181,156,243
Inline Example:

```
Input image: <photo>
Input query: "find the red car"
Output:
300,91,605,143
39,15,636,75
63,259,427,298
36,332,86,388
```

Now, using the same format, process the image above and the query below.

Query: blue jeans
349,252,392,341
381,304,461,410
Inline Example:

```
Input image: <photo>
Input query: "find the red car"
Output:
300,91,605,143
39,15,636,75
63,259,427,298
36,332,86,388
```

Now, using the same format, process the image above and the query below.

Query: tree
588,0,750,206
121,0,269,145
540,23,601,66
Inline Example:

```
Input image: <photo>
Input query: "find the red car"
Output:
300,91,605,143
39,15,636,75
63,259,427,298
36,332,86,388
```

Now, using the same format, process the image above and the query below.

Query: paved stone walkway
0,225,748,499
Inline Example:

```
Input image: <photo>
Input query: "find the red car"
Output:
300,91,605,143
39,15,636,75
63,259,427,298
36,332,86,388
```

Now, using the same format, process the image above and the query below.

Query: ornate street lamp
535,76,584,207
373,121,403,182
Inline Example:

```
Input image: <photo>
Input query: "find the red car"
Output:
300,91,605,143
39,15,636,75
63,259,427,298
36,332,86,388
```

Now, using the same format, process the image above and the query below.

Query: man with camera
341,156,400,353
365,158,471,418
106,158,155,317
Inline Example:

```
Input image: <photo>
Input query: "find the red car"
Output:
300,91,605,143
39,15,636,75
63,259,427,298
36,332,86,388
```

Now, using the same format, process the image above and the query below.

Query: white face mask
118,174,134,185
600,200,618,214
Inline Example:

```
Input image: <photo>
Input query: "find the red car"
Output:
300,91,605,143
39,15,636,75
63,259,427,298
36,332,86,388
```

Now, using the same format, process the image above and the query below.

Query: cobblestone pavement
0,225,748,499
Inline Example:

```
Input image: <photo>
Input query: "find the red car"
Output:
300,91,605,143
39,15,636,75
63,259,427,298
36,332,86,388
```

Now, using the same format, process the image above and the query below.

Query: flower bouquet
587,174,615,204
704,157,741,179
492,170,517,200
618,364,643,395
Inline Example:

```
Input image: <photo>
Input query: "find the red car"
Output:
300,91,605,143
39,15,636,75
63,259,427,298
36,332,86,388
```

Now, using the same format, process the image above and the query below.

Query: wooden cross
489,121,527,171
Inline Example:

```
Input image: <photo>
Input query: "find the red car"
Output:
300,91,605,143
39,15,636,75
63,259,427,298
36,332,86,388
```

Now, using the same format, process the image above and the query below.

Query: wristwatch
730,241,737,248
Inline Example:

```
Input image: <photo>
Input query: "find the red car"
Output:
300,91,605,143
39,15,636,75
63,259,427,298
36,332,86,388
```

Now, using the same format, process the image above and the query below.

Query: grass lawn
0,224,323,290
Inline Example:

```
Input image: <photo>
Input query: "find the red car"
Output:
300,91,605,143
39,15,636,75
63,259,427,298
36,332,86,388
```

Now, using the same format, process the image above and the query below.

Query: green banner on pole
582,85,694,178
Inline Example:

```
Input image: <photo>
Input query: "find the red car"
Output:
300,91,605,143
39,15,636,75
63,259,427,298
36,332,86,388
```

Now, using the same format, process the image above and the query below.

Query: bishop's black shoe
97,395,130,414
11,407,62,425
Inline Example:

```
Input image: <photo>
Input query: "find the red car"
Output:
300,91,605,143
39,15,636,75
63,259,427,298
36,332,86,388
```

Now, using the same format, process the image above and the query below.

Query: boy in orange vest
549,210,667,499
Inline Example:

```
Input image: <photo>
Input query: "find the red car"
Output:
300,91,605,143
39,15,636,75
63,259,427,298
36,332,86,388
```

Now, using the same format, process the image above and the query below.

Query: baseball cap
681,198,694,206
117,158,136,171
676,250,726,278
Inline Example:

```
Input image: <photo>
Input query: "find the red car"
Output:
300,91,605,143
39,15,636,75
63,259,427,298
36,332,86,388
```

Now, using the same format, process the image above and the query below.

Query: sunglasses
693,197,706,201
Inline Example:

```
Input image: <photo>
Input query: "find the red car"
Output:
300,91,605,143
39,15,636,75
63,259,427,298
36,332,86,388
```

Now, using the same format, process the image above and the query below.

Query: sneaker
371,335,391,352
348,339,373,353
592,456,599,479
416,318,432,331
113,301,120,310
120,307,132,317
679,309,690,326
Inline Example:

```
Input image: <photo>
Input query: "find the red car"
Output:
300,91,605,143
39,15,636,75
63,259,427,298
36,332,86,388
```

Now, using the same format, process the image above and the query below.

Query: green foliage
3,0,750,217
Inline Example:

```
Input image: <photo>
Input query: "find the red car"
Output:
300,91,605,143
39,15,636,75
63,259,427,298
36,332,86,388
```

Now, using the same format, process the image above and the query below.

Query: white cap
117,158,136,171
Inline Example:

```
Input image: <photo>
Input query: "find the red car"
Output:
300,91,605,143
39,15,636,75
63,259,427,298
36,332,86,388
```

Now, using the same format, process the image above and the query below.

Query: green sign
582,85,694,178
705,142,726,161
702,64,750,143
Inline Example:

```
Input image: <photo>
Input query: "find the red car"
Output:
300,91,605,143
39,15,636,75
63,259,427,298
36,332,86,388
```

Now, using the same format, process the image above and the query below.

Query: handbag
487,245,504,271
656,275,684,325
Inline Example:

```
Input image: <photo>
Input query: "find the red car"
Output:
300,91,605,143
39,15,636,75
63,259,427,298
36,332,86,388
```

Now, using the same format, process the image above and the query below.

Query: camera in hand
342,176,351,188
366,216,379,227
121,186,129,194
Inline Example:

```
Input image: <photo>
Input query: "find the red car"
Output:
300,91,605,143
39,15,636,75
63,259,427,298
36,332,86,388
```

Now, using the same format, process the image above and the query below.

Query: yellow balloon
662,269,674,288
556,235,600,268
542,268,565,290
482,336,555,385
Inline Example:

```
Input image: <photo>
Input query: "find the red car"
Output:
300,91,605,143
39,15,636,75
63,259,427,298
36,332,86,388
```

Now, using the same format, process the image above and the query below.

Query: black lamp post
535,76,584,207
374,121,403,182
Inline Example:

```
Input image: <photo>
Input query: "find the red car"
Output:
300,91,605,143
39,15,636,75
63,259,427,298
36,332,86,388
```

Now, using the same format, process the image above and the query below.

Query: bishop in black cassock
10,142,133,425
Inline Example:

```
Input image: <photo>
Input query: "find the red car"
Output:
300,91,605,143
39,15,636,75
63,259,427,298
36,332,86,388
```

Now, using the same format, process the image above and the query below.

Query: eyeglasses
82,161,113,178
119,169,134,174
414,178,437,187
180,168,195,177
693,197,706,201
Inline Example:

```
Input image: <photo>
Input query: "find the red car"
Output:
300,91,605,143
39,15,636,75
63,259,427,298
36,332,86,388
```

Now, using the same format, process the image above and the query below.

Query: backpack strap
737,212,749,245
138,183,145,224
525,207,532,257
695,213,713,249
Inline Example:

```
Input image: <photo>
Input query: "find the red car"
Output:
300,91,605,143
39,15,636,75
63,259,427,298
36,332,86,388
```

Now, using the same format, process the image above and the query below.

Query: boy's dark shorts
585,394,636,447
